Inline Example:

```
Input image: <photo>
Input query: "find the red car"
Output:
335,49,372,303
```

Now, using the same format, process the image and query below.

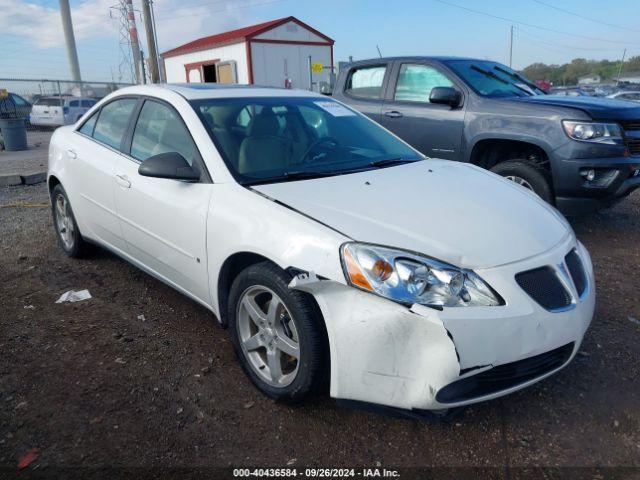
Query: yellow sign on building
311,62,324,74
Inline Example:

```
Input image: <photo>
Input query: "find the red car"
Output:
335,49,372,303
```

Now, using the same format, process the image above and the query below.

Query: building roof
162,16,334,59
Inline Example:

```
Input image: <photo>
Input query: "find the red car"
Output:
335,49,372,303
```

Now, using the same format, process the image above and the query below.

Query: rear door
69,97,138,252
334,63,390,122
112,98,212,304
378,61,466,160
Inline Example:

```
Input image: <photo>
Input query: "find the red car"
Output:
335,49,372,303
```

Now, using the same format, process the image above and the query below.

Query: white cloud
0,0,118,49
142,0,259,52
0,0,268,51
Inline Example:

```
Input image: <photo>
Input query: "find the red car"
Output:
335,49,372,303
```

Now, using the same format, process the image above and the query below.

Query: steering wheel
299,137,340,164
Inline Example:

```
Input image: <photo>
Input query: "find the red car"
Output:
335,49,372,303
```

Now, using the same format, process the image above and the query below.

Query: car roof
346,56,486,65
112,83,325,100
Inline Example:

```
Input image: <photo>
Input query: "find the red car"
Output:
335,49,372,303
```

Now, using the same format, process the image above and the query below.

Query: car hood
510,95,640,121
252,160,570,270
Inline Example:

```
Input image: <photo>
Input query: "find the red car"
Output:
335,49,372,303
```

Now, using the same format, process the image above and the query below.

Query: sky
1,0,640,83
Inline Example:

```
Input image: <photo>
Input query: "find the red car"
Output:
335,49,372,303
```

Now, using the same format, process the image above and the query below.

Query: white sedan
47,84,595,414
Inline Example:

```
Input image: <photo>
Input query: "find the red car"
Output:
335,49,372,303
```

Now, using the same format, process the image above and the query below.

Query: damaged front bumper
290,235,595,412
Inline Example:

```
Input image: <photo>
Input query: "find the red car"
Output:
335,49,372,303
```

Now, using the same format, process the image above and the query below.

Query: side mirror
138,152,200,181
429,87,462,107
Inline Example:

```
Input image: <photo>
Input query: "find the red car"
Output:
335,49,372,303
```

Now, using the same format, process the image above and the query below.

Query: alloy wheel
236,285,300,387
55,193,75,250
505,175,535,193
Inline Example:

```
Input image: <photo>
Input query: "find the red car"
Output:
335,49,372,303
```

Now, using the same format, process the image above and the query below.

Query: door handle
384,110,403,119
67,149,77,159
115,174,131,189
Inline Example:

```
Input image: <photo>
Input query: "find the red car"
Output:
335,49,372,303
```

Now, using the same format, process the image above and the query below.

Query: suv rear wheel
490,160,553,204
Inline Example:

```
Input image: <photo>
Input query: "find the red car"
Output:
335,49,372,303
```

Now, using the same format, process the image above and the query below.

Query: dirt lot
1,183,639,479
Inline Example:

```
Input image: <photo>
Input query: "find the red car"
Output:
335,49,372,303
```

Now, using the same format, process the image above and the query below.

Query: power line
431,0,640,46
154,0,284,22
516,28,632,53
530,0,640,34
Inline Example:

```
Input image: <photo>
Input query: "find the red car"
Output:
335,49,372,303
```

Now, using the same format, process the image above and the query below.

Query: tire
227,261,327,402
51,184,91,258
490,160,554,204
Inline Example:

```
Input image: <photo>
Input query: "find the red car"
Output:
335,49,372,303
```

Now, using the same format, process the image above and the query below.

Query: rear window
35,97,63,107
92,98,137,150
345,65,387,99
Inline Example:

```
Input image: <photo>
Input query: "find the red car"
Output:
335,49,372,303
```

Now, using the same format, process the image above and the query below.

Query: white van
30,96,97,127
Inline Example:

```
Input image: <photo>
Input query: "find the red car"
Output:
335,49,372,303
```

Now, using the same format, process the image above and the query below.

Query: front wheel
228,262,327,402
490,160,554,204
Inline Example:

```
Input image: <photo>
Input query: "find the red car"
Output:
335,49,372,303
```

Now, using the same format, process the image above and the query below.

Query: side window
236,106,252,127
78,111,98,136
81,99,95,107
131,100,198,166
394,64,454,102
93,98,137,150
299,105,329,138
69,100,79,107
345,65,387,99
11,94,27,106
236,105,263,127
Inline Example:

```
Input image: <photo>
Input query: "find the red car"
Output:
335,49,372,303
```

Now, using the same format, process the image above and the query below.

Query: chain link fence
0,78,131,150
1,78,133,132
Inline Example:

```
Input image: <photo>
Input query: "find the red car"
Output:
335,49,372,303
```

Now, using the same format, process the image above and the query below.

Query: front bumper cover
291,235,595,411
553,154,640,214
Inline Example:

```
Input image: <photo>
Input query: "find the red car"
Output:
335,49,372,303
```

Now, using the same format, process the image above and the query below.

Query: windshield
445,60,545,98
191,97,422,185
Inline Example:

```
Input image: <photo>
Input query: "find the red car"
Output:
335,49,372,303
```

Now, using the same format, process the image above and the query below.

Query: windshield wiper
470,65,531,97
241,170,339,186
493,66,540,94
369,157,416,168
282,170,338,180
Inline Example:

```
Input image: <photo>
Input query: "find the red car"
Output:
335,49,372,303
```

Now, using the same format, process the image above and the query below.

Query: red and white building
162,16,334,91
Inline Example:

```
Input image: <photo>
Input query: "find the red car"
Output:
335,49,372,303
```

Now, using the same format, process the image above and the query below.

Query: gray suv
333,57,640,214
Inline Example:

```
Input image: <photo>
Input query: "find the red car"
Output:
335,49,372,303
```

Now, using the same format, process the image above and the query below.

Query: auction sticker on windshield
314,101,356,117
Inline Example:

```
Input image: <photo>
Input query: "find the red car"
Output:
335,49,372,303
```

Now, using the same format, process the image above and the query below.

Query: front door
378,62,466,160
113,98,212,304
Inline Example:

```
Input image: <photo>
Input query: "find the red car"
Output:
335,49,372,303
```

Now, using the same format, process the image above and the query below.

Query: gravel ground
0,130,51,176
1,183,639,479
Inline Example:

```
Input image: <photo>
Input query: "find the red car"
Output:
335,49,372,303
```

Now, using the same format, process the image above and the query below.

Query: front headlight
340,243,503,308
562,120,623,144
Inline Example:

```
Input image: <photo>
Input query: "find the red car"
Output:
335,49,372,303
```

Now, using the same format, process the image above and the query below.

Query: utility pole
59,0,82,83
140,50,147,84
125,0,143,84
616,48,627,86
509,25,514,69
141,0,159,83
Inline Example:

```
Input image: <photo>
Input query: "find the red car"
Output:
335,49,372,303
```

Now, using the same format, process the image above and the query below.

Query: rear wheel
228,262,327,402
51,184,90,258
490,160,553,204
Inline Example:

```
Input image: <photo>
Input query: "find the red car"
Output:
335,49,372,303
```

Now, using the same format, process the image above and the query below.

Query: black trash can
0,118,28,151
